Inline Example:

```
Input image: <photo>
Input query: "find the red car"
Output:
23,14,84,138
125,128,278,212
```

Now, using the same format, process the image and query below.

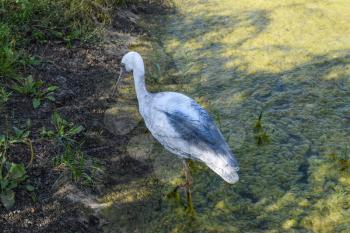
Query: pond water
101,1,350,232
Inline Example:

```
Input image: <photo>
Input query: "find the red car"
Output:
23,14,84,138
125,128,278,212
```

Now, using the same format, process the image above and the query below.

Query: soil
0,2,170,232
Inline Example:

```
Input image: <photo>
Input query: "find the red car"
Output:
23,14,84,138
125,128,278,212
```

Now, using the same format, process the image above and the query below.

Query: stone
127,134,154,161
103,105,142,135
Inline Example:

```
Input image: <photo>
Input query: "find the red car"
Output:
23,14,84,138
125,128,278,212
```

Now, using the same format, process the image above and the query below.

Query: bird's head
120,51,145,75
112,51,145,95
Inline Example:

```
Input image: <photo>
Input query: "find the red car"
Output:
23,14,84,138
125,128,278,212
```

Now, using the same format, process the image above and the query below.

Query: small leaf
27,75,33,83
7,180,18,190
29,56,41,65
32,98,41,109
13,126,23,136
155,63,161,72
26,119,32,128
0,134,6,142
0,190,15,209
8,163,26,180
68,126,84,136
52,30,64,39
22,130,30,138
34,80,44,88
46,86,58,92
46,95,55,101
0,179,8,190
25,184,34,192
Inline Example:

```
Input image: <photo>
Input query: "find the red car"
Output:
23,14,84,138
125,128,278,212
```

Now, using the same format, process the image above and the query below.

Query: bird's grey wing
148,93,240,183
160,101,230,158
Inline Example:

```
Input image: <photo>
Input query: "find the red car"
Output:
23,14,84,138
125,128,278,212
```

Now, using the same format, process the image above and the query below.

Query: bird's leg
182,160,194,214
182,160,193,188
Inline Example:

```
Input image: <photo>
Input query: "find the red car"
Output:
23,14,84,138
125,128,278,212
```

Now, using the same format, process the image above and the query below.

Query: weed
0,24,17,77
41,112,84,144
0,0,131,80
0,153,33,209
0,124,34,167
0,86,11,106
53,143,103,185
12,75,58,108
0,127,30,150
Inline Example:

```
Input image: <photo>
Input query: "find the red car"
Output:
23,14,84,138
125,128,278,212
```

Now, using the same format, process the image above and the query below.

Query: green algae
101,0,350,232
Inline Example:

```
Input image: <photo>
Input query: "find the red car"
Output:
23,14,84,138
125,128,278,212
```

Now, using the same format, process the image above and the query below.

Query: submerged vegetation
101,0,350,232
253,111,270,145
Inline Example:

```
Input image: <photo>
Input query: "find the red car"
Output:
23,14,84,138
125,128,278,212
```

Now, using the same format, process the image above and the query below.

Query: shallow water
102,1,350,232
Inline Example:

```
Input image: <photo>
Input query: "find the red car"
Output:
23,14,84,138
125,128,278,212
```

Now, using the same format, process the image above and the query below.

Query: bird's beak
112,65,126,96
116,65,126,87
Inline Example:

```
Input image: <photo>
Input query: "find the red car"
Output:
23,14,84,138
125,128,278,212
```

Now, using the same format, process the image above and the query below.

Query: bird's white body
121,52,239,184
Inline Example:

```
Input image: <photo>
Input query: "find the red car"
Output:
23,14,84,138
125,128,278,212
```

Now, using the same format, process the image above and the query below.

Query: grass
40,113,103,186
41,112,84,144
0,86,11,106
53,143,103,186
0,0,134,79
11,75,58,108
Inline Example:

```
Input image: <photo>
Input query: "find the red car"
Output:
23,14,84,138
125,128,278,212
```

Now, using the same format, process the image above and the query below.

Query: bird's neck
133,68,149,102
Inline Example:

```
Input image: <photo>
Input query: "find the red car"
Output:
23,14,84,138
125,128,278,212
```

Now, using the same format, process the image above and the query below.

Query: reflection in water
102,0,350,232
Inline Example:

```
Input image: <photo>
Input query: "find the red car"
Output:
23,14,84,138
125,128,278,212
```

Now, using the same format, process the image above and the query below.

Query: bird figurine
116,51,240,210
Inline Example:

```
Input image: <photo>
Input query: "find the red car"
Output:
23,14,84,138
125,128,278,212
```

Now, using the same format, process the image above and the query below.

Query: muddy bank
0,2,173,232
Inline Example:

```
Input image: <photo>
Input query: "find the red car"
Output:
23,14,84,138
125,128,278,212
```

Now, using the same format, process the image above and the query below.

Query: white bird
117,51,240,187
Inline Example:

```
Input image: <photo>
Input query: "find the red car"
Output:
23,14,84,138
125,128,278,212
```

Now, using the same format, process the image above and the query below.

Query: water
101,1,350,232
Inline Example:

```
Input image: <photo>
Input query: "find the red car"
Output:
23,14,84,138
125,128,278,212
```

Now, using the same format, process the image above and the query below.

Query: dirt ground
0,2,170,232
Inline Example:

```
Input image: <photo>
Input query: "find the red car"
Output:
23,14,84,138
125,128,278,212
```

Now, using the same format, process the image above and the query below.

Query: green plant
0,153,33,209
53,144,102,185
0,0,123,46
41,112,84,143
254,111,269,145
0,127,30,150
0,86,11,105
0,124,34,167
0,24,17,77
12,75,57,108
0,122,34,209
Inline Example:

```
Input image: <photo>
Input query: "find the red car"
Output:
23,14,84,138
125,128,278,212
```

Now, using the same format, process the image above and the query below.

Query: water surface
102,1,350,232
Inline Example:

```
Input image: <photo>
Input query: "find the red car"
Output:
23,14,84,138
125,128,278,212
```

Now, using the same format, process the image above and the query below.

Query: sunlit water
101,1,350,232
